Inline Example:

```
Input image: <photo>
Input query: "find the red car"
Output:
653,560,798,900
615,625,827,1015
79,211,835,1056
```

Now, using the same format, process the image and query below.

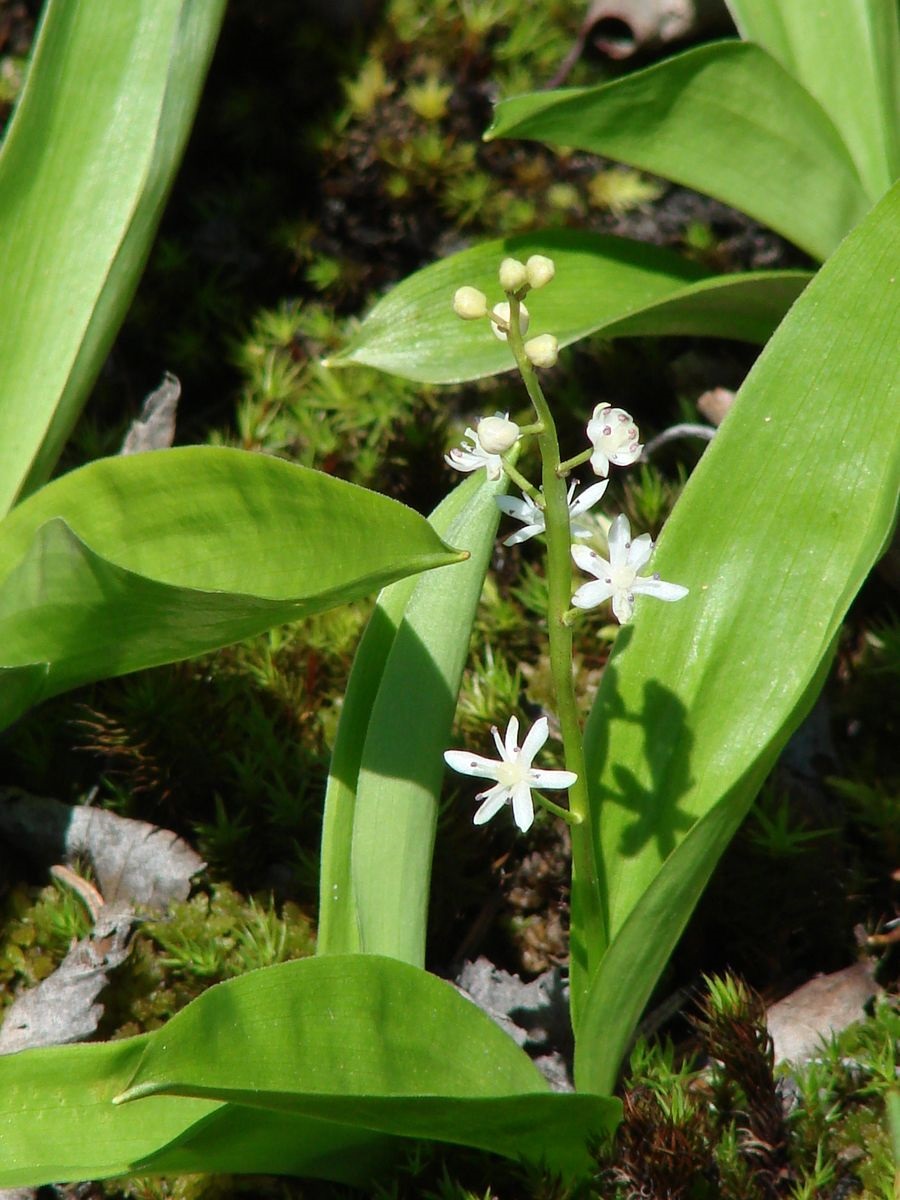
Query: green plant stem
505,296,608,1021
535,793,582,826
557,448,593,476
502,457,541,501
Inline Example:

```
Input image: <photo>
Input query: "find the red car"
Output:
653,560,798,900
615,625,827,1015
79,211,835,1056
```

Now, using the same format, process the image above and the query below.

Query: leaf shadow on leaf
585,643,695,887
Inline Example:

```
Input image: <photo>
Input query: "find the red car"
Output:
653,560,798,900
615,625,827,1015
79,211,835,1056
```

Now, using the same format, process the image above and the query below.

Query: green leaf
726,0,900,202
330,229,810,383
0,1035,223,1188
487,42,870,260
0,957,621,1186
348,471,508,964
0,447,464,727
0,0,226,516
119,957,620,1177
574,180,900,1093
0,1032,396,1188
317,474,484,956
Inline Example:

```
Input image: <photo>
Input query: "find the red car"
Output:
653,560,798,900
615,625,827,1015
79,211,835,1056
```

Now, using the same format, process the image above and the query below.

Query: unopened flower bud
524,334,558,368
491,301,529,341
453,286,488,320
477,413,520,454
499,256,528,293
525,255,555,289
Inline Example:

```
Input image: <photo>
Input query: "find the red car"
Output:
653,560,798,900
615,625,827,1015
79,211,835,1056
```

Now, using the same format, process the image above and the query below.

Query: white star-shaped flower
445,413,520,481
444,715,577,832
586,404,642,477
496,480,609,546
571,513,688,624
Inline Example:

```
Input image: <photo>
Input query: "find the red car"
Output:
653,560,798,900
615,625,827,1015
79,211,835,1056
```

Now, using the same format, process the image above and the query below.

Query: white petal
571,543,608,579
632,577,689,602
502,522,544,546
606,514,632,567
589,448,610,478
519,716,549,766
473,787,510,825
484,457,504,481
611,589,635,623
445,450,485,473
511,782,535,831
444,750,501,780
495,494,534,521
627,532,653,571
491,724,506,758
571,579,615,609
529,768,578,791
569,480,608,516
609,441,642,467
503,715,520,759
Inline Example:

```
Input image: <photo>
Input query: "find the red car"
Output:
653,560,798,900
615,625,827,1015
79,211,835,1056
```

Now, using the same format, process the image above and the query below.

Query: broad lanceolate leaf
318,475,479,955
726,0,900,202
318,470,508,963
0,0,226,516
487,42,871,260
574,181,900,1093
0,956,621,1186
348,471,508,965
330,229,810,383
0,447,464,729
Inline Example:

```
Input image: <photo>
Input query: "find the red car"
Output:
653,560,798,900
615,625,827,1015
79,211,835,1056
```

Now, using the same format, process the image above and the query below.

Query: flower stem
535,793,582,826
557,448,593,476
502,457,542,501
506,297,608,1018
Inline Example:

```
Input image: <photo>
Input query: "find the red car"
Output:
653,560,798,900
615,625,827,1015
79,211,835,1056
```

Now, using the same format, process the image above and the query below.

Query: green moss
0,882,93,1010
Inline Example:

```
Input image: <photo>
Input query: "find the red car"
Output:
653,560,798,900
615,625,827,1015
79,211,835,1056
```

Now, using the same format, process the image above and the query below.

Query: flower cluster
444,254,690,831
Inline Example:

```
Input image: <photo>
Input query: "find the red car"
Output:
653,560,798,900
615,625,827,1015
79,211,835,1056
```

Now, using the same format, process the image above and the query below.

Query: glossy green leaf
329,229,810,383
317,474,484,955
0,1035,221,1188
119,956,620,1177
348,470,508,964
0,447,463,728
726,0,900,201
0,956,621,1186
0,0,226,516
487,42,870,260
574,181,900,1093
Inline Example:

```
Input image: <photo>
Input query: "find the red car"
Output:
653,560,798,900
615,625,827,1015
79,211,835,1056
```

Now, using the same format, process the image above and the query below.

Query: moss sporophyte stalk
444,254,689,997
